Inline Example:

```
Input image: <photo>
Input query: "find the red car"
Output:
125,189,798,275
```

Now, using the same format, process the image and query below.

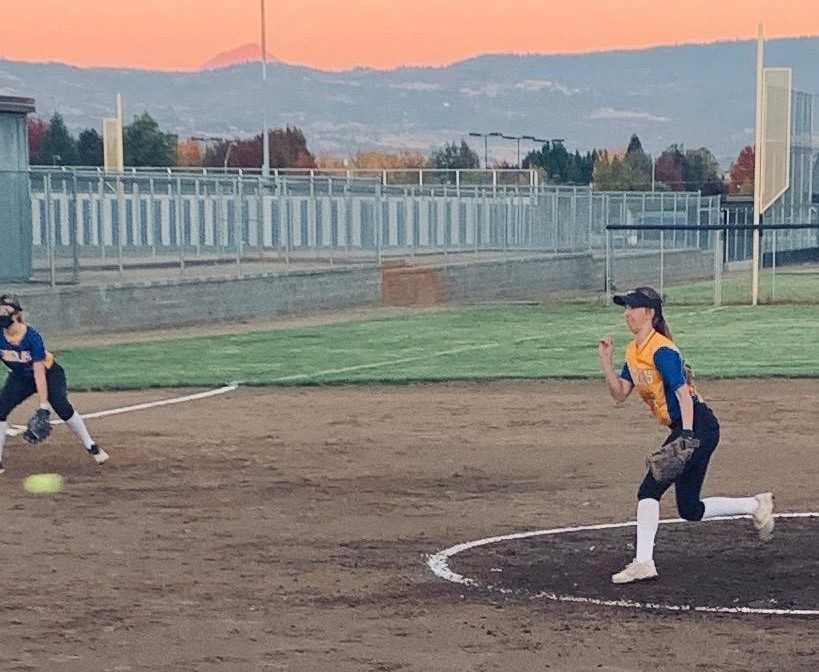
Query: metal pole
116,175,125,277
148,177,156,257
284,179,291,269
659,229,665,298
45,173,56,287
605,228,612,305
258,176,266,259
72,172,80,284
236,176,243,274
375,182,383,267
98,174,106,262
261,0,270,178
193,178,201,258
176,176,185,274
713,228,723,307
771,229,777,302
751,23,764,306
309,173,316,260
571,186,577,252
588,191,593,252
344,180,351,261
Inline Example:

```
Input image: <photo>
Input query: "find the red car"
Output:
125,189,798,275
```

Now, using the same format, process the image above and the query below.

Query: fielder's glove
646,430,699,482
23,408,53,445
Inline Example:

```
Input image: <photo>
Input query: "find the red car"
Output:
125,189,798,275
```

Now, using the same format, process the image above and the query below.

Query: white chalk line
426,512,819,617
267,306,722,383
5,384,238,438
268,343,502,382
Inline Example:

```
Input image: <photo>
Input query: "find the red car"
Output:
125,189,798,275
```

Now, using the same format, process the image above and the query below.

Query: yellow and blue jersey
0,327,55,377
619,330,694,427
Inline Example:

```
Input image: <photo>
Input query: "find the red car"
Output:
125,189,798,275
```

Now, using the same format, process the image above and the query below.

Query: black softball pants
0,364,75,422
637,401,721,522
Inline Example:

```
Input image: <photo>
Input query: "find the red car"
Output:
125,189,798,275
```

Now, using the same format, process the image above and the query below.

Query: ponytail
652,310,672,340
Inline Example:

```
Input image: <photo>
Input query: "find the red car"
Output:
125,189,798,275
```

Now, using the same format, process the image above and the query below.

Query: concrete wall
382,249,713,305
0,96,35,282
17,267,380,335
442,253,597,302
12,248,714,337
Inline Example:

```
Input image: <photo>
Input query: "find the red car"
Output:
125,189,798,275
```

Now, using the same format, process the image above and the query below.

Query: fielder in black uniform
0,294,108,472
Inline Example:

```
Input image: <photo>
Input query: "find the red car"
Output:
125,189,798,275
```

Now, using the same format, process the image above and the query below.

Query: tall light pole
501,135,549,168
468,131,503,169
261,0,270,178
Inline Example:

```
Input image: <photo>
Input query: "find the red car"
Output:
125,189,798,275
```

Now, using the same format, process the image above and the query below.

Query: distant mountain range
2,37,818,166
201,44,278,71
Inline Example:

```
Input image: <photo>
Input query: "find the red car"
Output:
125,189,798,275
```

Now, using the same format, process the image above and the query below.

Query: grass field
56,300,819,390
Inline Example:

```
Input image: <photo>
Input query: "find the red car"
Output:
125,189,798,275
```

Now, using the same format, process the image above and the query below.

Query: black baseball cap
613,287,663,309
0,294,22,312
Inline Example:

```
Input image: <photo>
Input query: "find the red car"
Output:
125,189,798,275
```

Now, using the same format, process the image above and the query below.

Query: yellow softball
23,473,64,495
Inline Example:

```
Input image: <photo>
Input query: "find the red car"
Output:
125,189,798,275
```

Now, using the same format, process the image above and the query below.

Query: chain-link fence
605,222,819,306
16,167,719,287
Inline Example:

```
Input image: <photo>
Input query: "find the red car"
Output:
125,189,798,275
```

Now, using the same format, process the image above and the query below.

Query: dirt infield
1,380,817,671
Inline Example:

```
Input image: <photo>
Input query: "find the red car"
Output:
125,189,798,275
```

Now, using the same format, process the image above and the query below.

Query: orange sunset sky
2,0,816,72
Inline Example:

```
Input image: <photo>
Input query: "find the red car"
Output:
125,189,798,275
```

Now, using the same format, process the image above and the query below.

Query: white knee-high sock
66,413,95,450
635,498,660,563
702,496,758,519
0,421,7,463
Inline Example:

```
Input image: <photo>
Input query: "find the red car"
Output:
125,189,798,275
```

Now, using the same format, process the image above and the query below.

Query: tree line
28,114,754,194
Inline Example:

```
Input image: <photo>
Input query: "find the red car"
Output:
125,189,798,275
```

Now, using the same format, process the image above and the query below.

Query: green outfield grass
49,300,819,390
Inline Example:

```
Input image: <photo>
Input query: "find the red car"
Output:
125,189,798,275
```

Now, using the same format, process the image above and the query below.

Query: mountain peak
201,44,278,71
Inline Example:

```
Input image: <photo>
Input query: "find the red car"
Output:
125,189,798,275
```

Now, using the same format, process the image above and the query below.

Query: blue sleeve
654,347,685,390
27,330,46,363
619,363,633,384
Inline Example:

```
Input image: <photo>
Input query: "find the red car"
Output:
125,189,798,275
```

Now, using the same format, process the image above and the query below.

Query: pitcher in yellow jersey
598,287,774,585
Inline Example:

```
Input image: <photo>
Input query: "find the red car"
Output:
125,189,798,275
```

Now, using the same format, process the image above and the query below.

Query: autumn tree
270,127,316,168
592,151,622,190
729,145,755,195
176,139,203,167
27,117,49,165
654,144,685,191
202,126,316,169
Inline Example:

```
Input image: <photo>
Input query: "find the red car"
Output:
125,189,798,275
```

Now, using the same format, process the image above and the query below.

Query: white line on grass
267,304,730,381
268,343,502,382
